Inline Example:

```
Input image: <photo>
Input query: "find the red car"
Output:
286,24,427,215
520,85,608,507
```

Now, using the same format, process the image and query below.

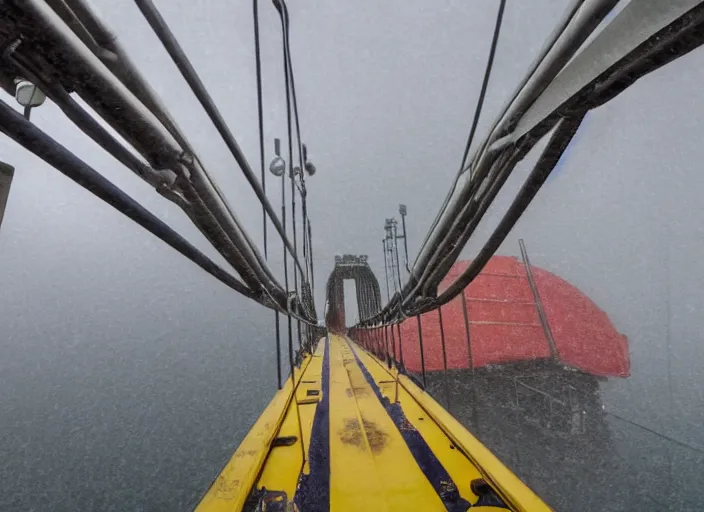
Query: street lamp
381,207,411,299
269,157,285,177
398,204,410,273
269,138,286,177
14,79,45,108
14,78,45,120
269,136,318,327
303,144,316,176
297,143,317,294
383,218,400,295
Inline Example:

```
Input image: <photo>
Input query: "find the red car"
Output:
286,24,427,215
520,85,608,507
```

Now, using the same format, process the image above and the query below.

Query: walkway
196,335,548,511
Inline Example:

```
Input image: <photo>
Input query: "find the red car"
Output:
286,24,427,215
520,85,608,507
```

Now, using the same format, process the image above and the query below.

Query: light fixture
269,156,286,177
14,78,46,108
302,143,316,176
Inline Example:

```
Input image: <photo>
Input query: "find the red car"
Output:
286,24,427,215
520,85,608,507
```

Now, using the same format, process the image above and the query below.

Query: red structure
395,256,629,378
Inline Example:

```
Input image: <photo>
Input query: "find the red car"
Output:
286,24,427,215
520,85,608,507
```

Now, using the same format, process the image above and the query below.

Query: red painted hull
395,256,629,378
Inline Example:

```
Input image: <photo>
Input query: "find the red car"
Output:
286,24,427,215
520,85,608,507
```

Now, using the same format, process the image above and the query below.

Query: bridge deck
195,335,549,511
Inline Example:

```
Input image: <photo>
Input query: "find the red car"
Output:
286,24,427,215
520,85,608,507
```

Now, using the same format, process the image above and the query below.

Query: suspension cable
419,0,507,263
0,99,260,302
411,0,618,301
280,0,312,290
274,0,307,355
459,0,506,172
271,0,302,361
3,56,319,323
254,0,268,261
133,0,307,278
432,114,584,309
308,219,315,295
5,52,275,298
437,306,451,411
416,315,427,388
253,0,283,389
275,2,307,451
360,0,510,326
12,1,295,309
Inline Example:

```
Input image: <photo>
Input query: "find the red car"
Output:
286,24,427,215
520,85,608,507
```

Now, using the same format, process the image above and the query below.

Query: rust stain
234,449,258,458
352,386,369,397
362,419,388,454
338,418,365,450
213,476,239,500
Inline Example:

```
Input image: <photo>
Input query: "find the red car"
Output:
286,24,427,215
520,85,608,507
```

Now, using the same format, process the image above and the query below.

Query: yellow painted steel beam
257,347,324,497
346,340,484,504
347,337,552,512
196,335,550,511
328,336,445,511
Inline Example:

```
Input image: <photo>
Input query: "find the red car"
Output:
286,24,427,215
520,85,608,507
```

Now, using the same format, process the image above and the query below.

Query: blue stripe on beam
293,336,330,511
348,341,470,511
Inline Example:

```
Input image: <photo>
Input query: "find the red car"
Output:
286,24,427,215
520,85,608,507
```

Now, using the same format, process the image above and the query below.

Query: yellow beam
257,347,324,496
196,335,550,512
347,340,484,505
347,337,551,512
327,335,388,510
328,335,447,511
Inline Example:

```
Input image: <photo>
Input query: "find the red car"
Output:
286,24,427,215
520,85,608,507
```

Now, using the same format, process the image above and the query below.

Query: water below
0,299,279,511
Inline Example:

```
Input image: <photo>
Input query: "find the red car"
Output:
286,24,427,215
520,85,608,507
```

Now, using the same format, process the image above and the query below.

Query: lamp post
269,137,287,388
384,218,400,295
386,218,404,291
381,206,411,303
292,142,316,291
292,144,317,354
398,204,411,273
301,143,316,292
382,238,391,302
0,79,44,231
269,138,289,298
271,137,318,351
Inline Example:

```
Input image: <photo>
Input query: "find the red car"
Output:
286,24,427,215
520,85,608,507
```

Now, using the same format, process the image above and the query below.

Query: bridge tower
325,255,382,333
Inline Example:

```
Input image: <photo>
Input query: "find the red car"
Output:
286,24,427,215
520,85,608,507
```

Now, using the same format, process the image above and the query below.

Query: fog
1,0,704,509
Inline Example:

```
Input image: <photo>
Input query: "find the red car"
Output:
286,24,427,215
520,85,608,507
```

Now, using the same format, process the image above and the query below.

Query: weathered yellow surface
195,335,551,511
194,354,313,512
361,345,553,512
347,341,484,505
328,336,445,511
256,346,324,497
394,369,552,512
